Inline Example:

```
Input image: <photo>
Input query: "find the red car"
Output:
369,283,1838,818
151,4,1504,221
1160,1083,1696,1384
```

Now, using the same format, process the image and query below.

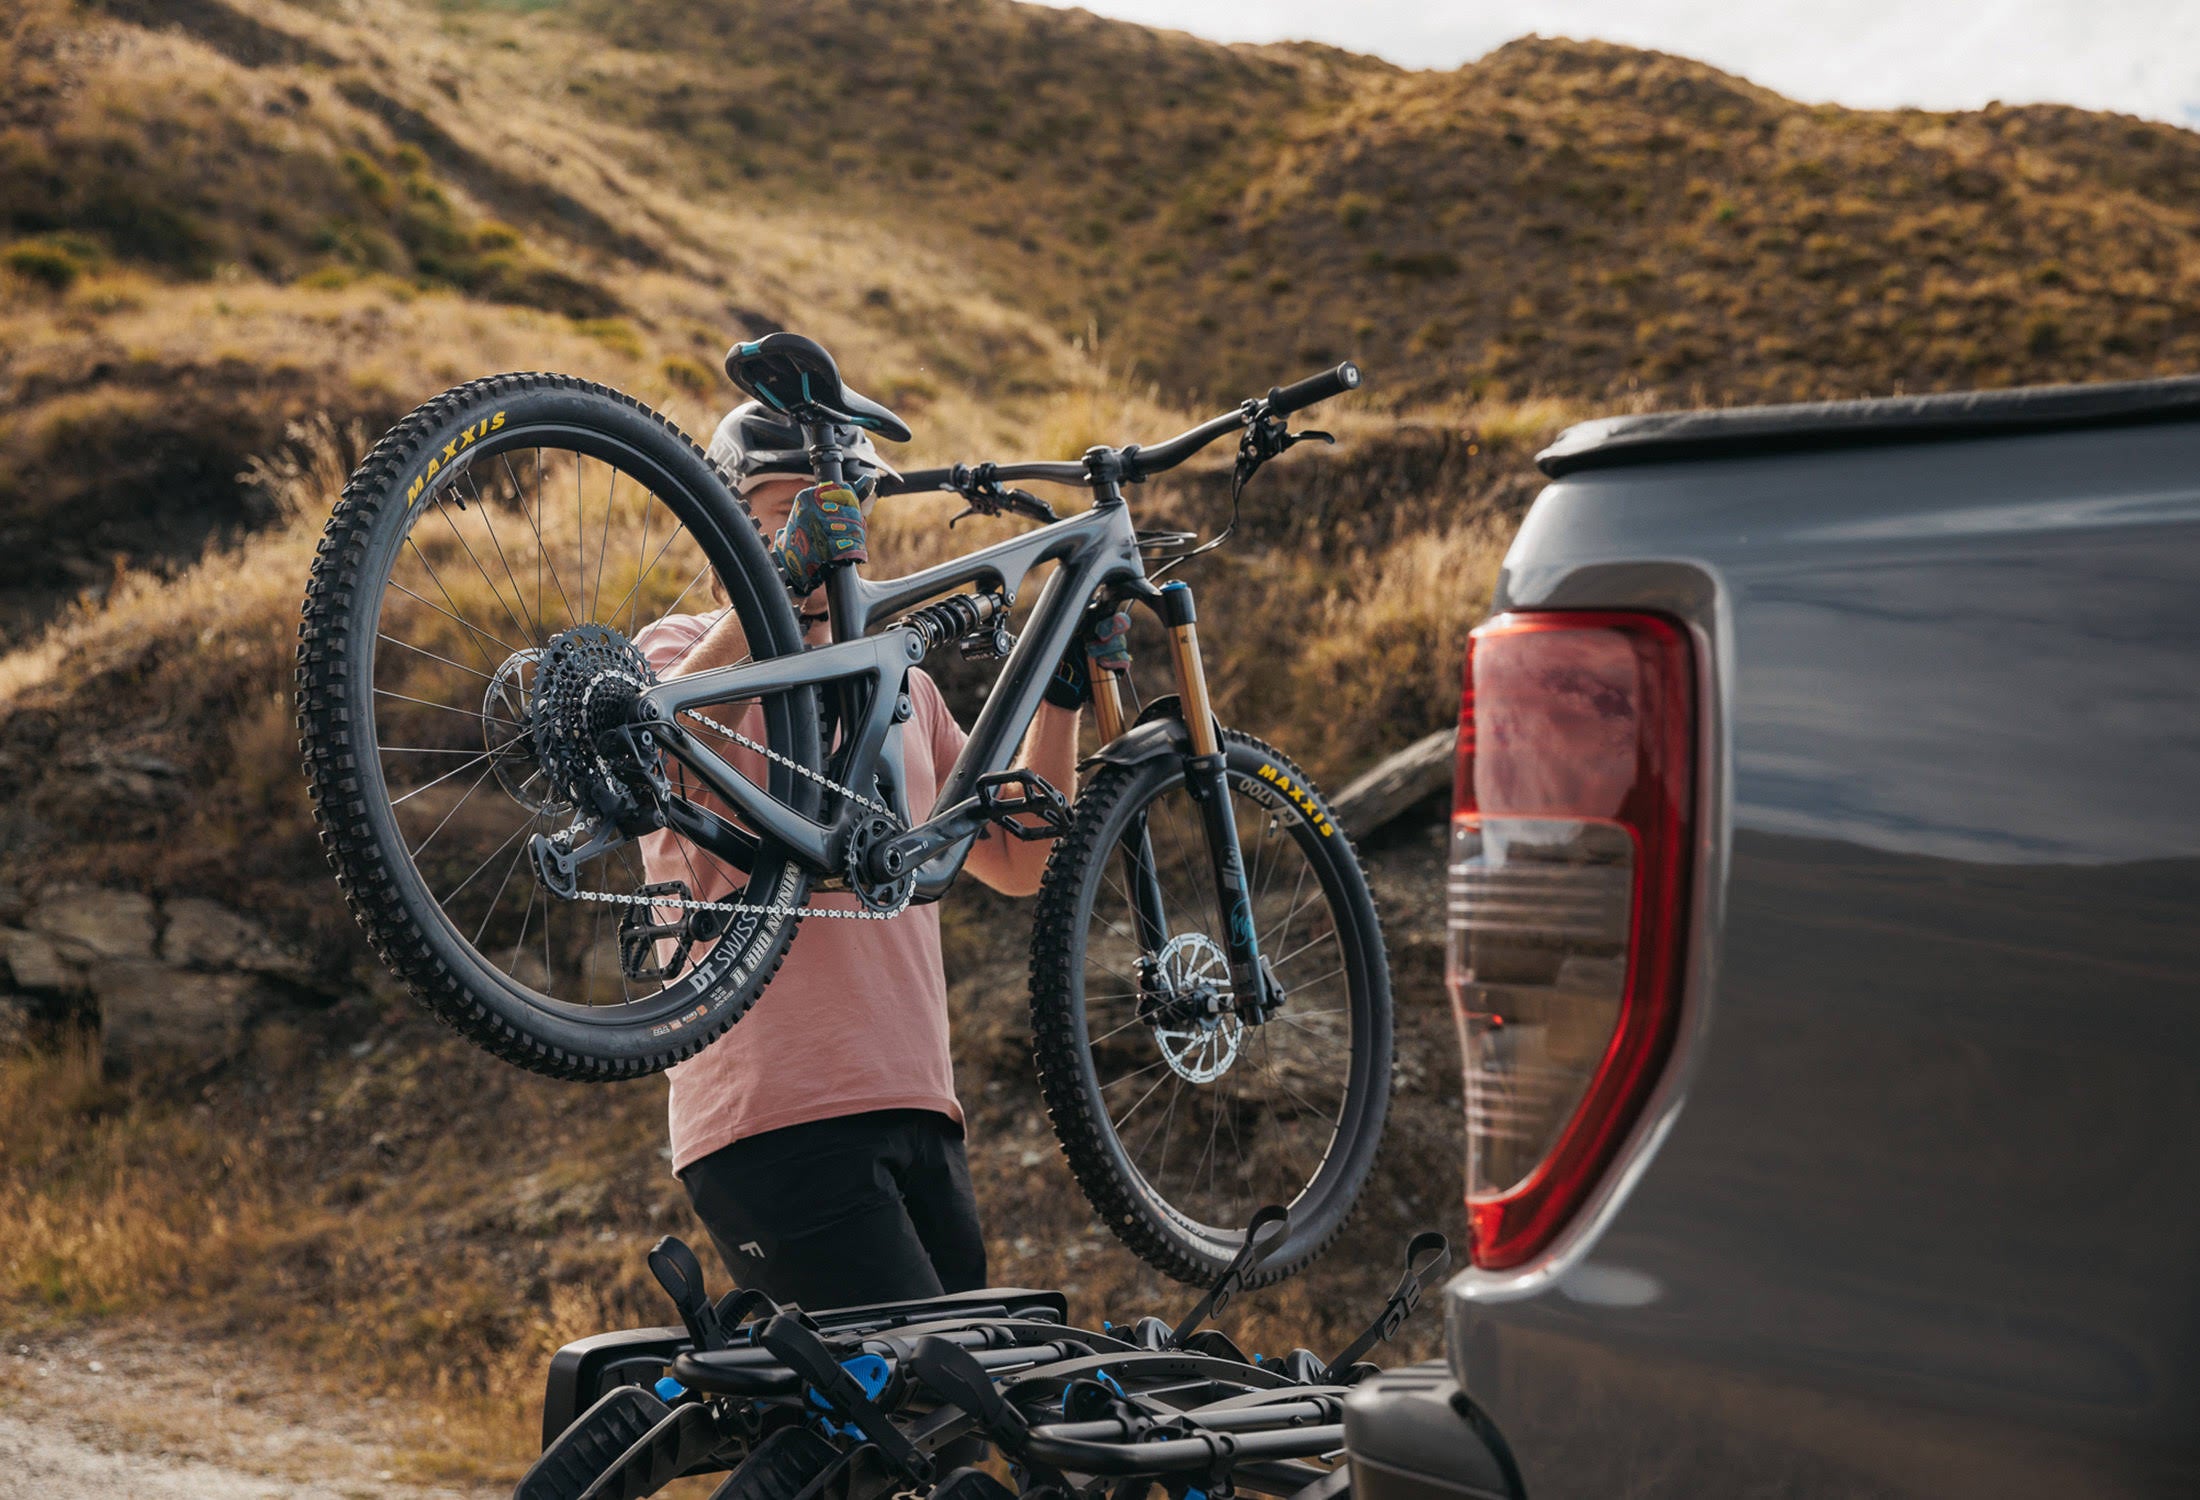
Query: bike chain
556,705,908,923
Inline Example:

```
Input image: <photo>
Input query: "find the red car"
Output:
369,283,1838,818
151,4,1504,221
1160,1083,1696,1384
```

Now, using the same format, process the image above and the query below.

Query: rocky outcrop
1331,727,1457,840
0,885,315,1070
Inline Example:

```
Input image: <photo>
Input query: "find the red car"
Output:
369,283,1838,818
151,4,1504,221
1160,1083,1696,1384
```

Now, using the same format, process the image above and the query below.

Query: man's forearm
662,607,749,679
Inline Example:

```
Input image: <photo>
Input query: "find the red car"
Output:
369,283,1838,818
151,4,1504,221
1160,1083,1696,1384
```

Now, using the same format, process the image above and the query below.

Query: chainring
841,810,916,916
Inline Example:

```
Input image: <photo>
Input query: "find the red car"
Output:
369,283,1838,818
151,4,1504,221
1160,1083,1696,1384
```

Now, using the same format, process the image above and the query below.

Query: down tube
910,557,1109,899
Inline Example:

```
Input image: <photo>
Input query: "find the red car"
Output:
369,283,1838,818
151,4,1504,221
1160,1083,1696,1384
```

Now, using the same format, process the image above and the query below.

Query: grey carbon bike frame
638,490,1151,903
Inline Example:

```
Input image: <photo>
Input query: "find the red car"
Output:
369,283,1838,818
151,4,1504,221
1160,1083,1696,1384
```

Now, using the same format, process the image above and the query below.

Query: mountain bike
297,333,1390,1282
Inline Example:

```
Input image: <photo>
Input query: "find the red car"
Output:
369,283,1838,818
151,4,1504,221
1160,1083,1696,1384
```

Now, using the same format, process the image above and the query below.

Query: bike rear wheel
1029,729,1393,1284
297,373,820,1079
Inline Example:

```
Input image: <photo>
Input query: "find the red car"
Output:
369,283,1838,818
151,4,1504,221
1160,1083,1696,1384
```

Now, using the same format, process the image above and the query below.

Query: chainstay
678,706,893,816
568,706,905,918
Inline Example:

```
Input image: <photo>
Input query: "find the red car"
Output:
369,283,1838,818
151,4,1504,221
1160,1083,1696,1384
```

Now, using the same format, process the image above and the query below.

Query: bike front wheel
297,373,820,1079
1029,729,1394,1284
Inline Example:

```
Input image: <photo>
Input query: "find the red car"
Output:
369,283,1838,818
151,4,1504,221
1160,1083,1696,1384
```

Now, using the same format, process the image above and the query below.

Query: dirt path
0,1329,500,1500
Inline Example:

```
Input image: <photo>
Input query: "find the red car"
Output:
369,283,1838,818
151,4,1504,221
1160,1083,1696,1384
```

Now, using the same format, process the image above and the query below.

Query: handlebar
877,360,1362,498
1268,361,1361,418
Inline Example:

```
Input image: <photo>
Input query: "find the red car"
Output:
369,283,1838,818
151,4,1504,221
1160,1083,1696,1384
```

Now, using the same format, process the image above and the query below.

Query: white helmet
707,401,899,500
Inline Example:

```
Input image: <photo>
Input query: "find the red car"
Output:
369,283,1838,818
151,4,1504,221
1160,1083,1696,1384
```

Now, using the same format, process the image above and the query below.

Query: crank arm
869,771,1070,880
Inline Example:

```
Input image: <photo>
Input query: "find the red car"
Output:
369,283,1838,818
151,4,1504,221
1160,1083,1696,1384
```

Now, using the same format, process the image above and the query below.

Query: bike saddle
724,332,913,444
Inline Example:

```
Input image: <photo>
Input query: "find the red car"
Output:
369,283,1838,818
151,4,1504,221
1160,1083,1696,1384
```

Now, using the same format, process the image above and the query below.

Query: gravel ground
0,1329,499,1500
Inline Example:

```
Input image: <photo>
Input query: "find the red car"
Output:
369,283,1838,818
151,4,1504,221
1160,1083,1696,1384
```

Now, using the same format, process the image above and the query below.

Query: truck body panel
1435,418,2200,1497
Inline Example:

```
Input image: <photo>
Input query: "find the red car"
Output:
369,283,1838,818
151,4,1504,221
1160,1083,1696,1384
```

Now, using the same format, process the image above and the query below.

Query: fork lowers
1157,582,1281,1019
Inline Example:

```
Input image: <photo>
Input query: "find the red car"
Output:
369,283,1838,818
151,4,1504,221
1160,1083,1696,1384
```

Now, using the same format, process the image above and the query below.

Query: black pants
681,1107,988,1311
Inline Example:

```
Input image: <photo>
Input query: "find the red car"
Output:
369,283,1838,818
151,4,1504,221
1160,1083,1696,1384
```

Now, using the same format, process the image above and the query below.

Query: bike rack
519,1215,1454,1500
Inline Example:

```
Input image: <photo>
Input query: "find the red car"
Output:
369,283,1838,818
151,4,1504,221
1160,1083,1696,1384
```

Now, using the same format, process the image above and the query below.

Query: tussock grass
11,0,2197,1477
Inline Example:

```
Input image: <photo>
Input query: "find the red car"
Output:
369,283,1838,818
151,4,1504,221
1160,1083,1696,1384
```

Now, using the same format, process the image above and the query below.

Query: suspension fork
1092,646,1173,967
1157,581,1282,1020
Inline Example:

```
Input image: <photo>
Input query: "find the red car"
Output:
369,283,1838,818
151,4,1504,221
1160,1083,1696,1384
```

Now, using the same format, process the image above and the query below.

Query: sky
1028,0,2200,128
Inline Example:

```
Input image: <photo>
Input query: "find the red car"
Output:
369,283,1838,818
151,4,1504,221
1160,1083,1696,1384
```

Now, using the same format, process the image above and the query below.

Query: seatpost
802,421,865,646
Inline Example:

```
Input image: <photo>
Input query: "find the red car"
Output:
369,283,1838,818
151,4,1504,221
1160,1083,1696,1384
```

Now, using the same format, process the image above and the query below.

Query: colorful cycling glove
1086,607,1132,675
773,481,867,596
1044,607,1134,709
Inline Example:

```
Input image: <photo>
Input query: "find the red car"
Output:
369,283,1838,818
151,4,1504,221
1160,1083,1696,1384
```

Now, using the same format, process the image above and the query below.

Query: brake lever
945,465,1058,527
1232,413,1334,492
1001,487,1058,523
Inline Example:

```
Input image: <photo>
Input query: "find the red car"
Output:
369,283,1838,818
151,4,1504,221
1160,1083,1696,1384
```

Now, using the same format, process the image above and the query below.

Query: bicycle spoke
472,824,535,946
510,882,537,973
607,519,690,636
1100,1057,1171,1092
592,466,617,622
510,450,581,630
374,687,525,730
463,470,547,641
387,747,495,808
406,762,496,861
377,632,497,684
435,494,536,649
659,561,713,623
386,578,519,666
400,535,517,665
627,492,653,635
1267,929,1336,974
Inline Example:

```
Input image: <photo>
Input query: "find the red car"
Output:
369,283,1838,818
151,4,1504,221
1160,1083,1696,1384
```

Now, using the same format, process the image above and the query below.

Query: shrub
660,355,713,396
3,237,87,290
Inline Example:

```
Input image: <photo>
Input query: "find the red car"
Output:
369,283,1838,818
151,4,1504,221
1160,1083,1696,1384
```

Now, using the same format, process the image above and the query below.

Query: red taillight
1447,611,1694,1271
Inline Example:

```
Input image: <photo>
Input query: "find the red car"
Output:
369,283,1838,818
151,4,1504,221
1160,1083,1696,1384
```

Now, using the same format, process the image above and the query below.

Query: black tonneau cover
1536,373,2200,479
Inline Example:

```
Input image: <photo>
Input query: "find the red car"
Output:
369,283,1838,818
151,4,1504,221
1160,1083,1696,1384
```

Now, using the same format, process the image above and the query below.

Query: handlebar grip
1266,362,1361,418
881,466,954,496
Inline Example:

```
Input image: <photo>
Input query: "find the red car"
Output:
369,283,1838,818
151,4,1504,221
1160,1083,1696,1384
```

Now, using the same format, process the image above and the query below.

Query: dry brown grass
10,0,2197,1480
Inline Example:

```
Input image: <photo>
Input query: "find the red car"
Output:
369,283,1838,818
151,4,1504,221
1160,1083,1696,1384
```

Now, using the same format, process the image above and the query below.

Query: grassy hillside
4,0,2198,1481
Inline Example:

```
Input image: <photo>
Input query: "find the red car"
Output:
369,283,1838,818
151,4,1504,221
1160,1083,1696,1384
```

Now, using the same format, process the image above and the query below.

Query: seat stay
642,631,921,876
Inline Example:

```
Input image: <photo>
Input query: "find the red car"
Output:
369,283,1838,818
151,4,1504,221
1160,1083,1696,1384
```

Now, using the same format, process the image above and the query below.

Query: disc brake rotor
483,647,567,816
1148,932,1243,1084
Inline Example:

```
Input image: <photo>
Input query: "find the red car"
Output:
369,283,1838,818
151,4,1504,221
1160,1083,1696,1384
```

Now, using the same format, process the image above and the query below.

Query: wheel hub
1146,932,1243,1084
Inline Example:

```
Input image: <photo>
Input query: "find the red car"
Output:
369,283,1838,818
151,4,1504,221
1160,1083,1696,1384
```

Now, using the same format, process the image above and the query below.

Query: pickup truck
1343,376,2200,1499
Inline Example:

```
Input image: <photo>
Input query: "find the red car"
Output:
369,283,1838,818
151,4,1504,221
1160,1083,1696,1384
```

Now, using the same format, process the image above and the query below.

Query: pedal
973,769,1072,842
619,882,696,982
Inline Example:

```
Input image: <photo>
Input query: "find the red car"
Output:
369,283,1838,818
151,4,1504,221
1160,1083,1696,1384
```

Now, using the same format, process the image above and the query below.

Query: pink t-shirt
635,612,969,1173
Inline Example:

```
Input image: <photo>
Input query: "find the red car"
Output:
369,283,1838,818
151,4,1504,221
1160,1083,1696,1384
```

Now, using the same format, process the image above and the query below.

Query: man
633,401,1113,1310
